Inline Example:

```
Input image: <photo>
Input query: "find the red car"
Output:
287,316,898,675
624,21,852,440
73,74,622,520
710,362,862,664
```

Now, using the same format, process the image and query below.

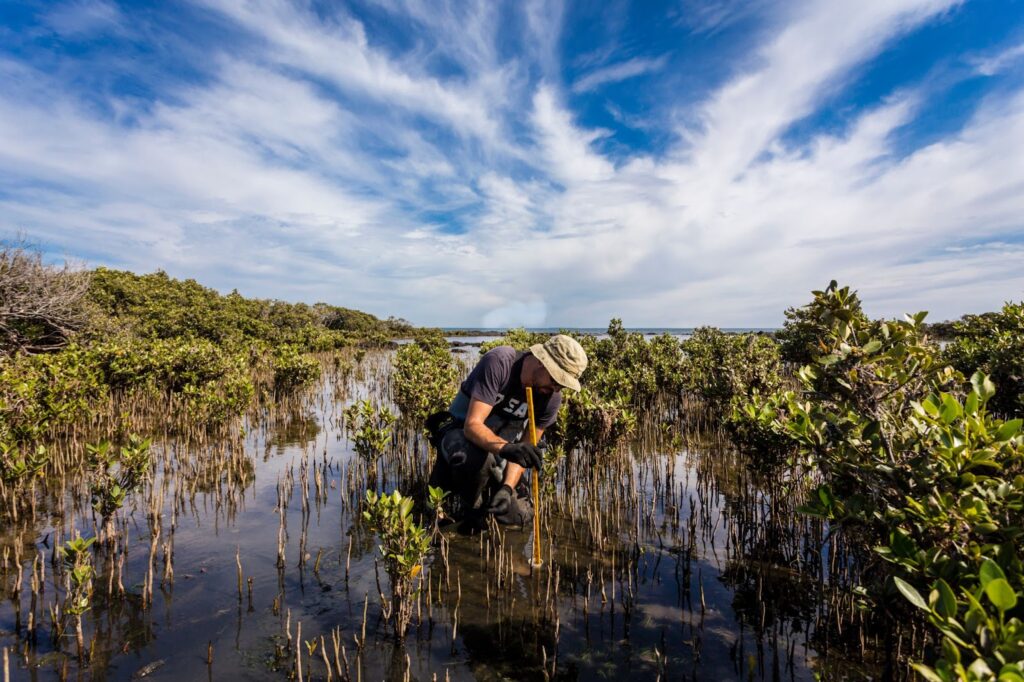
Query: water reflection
1,350,854,681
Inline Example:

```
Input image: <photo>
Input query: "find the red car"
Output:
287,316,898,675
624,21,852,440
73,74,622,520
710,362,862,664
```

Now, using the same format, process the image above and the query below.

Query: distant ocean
394,327,778,348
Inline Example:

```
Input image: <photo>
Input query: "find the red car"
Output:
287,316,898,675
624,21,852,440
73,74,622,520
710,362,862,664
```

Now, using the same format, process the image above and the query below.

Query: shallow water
0,351,852,681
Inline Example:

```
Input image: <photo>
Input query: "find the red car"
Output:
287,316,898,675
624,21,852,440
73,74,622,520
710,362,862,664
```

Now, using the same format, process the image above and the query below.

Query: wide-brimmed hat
530,334,588,392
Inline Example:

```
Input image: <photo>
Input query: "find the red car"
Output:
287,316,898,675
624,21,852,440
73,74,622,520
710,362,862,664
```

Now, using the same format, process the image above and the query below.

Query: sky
1,0,1024,328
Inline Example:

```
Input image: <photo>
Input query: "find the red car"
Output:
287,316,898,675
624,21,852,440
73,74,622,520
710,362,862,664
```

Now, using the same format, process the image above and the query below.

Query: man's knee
441,429,482,468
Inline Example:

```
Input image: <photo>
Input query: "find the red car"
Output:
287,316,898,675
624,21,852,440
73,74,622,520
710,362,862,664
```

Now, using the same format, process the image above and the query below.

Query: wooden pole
525,387,543,569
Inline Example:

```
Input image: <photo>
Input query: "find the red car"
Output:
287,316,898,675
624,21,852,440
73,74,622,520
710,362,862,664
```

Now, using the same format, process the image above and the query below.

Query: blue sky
1,0,1023,327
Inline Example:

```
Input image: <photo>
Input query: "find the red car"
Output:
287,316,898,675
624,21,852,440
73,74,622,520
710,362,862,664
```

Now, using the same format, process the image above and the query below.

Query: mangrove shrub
391,336,460,425
944,301,1024,418
758,283,1024,678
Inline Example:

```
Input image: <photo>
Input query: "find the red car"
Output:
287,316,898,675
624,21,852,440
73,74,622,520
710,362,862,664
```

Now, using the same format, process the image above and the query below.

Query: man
428,334,588,527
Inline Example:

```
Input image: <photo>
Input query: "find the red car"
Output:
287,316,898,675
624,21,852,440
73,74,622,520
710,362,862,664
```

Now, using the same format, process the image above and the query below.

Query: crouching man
427,335,587,527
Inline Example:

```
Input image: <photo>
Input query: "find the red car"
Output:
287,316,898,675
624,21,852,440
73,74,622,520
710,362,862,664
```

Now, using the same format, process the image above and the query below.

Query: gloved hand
498,442,543,470
487,485,514,516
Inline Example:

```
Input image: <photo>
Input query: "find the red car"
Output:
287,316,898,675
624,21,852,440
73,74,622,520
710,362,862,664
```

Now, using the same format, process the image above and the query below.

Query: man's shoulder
471,345,518,382
481,345,518,361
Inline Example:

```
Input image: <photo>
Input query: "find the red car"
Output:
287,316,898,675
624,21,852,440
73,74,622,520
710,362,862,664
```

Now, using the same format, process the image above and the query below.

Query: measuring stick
525,387,543,569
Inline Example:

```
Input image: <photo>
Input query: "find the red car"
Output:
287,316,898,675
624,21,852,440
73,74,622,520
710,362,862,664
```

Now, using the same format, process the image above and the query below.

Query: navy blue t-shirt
449,346,560,439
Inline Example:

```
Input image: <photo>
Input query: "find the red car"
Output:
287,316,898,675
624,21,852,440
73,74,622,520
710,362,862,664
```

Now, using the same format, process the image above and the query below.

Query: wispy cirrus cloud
972,41,1024,76
571,55,668,93
0,0,1022,327
43,0,123,37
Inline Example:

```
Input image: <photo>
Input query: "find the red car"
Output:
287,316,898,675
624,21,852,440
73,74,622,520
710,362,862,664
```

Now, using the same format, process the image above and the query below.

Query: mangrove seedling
362,489,430,639
0,441,49,484
345,400,395,467
426,485,450,535
87,435,152,543
59,534,96,658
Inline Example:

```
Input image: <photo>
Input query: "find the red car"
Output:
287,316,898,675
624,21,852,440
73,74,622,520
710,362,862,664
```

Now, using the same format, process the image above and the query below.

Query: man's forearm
502,461,525,489
463,421,507,455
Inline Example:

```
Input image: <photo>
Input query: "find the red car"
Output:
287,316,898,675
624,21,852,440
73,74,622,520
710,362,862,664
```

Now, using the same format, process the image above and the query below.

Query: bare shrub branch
0,237,90,354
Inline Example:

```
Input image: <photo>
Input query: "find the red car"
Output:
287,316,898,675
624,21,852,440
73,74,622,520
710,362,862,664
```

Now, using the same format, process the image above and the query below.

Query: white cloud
572,56,669,93
674,0,769,36
44,0,123,37
972,42,1024,77
1,0,1022,327
482,301,548,328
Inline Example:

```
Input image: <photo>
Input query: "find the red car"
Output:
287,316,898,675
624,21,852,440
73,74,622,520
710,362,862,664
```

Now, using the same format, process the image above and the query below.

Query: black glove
498,442,543,470
487,485,514,516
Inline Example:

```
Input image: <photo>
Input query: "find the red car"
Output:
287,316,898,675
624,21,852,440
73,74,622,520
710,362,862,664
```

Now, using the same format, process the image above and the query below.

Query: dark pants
429,429,533,526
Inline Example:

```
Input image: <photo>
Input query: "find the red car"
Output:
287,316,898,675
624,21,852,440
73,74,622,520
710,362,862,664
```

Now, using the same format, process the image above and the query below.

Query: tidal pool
0,350,860,681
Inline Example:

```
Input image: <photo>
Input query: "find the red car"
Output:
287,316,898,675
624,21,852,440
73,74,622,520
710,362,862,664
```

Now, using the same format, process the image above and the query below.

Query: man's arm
463,398,505,454
464,399,544,490
501,427,544,490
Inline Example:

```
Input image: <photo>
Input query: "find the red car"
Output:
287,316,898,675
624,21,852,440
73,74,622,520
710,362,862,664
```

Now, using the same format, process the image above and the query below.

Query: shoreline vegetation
2,241,1023,680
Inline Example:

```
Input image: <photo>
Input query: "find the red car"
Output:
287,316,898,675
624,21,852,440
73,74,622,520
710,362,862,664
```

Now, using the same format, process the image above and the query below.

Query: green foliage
0,276,376,452
392,338,459,424
88,268,405,347
89,336,257,424
680,327,783,417
924,320,959,341
479,328,550,354
580,320,684,405
87,435,152,541
945,301,1024,417
727,390,798,464
345,400,395,466
553,321,683,452
775,281,870,365
1,267,400,451
426,485,450,527
0,344,110,443
363,489,431,638
59,534,96,617
271,344,321,394
560,387,636,452
0,441,48,484
759,282,1024,677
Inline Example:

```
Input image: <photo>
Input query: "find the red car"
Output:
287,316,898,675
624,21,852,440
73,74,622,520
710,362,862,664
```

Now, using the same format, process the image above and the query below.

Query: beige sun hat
529,334,588,392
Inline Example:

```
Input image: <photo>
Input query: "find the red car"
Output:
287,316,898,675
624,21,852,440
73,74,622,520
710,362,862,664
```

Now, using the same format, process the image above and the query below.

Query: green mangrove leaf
933,579,957,619
796,504,827,518
862,339,882,354
940,394,962,424
999,666,1024,682
980,559,1007,588
894,576,929,611
965,391,979,415
994,419,1022,441
909,663,944,682
970,372,997,403
941,637,962,665
984,578,1017,611
818,486,834,509
968,659,995,679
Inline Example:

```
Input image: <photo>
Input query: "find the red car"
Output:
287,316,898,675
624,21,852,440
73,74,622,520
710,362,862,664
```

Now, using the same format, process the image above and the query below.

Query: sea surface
391,327,779,348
